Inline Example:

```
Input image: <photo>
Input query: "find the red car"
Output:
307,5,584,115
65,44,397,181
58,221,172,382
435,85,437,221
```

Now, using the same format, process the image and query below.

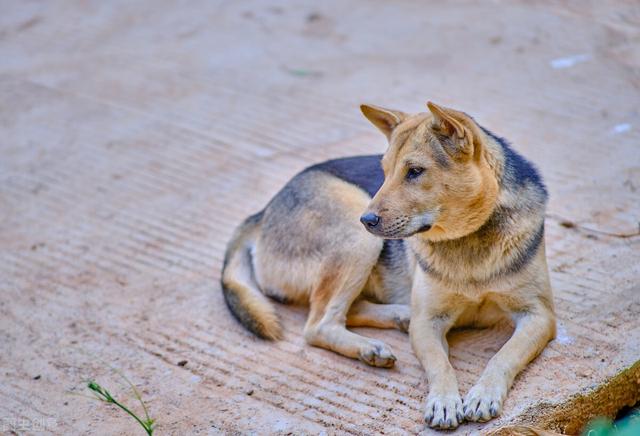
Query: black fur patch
303,154,384,197
480,126,548,198
416,256,443,281
264,289,291,305
416,223,545,283
221,281,266,338
379,239,407,273
429,139,451,169
499,223,545,276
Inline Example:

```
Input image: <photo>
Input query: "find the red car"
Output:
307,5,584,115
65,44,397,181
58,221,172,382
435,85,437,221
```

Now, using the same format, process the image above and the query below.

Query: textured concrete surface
1,1,639,434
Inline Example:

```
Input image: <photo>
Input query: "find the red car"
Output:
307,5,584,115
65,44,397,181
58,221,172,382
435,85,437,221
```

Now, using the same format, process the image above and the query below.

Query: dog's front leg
411,279,464,429
464,303,556,422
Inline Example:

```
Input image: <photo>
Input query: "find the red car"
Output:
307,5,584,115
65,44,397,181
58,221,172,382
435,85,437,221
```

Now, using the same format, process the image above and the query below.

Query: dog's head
360,102,500,241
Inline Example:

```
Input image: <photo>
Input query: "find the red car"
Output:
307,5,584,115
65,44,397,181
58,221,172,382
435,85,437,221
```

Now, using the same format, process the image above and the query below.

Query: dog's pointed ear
360,104,406,139
427,101,476,158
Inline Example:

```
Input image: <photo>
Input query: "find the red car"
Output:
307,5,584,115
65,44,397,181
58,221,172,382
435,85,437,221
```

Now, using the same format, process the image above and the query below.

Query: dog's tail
221,211,281,340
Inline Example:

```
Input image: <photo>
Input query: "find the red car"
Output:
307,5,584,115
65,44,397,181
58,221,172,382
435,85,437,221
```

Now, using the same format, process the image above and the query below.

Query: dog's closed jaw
360,208,436,239
409,212,436,235
360,212,410,239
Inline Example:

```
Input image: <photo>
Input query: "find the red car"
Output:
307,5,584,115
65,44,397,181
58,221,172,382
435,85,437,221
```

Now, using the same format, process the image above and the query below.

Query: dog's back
302,154,384,197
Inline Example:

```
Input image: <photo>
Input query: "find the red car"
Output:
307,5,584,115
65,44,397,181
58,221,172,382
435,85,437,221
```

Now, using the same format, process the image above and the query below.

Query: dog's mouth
365,222,433,239
401,223,432,238
361,211,436,239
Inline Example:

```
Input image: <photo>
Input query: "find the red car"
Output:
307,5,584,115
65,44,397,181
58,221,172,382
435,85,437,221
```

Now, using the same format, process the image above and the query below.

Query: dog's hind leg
346,300,410,332
303,261,397,368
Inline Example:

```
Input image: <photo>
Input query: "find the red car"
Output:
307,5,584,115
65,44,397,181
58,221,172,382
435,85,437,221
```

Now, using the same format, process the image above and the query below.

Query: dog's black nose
360,213,380,228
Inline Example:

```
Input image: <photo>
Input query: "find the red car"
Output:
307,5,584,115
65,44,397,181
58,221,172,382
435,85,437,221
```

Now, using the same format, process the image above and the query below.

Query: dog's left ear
360,104,406,140
427,102,479,159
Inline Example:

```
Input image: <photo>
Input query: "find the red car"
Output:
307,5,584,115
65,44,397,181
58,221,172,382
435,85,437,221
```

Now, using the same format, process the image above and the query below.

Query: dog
221,101,556,429
360,102,556,429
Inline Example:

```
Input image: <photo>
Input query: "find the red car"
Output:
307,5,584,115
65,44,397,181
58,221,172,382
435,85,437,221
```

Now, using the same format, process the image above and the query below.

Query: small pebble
560,220,576,229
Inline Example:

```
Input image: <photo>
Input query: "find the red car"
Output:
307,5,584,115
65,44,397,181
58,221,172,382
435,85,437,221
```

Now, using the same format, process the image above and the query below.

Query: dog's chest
456,292,512,328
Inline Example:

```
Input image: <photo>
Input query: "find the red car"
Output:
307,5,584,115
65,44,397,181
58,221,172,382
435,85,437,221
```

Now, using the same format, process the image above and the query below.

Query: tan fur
361,102,556,429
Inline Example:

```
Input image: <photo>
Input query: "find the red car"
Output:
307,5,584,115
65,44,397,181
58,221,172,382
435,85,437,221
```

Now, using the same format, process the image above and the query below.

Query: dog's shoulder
302,154,384,197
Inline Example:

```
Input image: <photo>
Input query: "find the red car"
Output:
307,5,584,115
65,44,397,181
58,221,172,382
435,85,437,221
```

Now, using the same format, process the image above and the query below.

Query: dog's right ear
360,104,406,139
427,101,477,160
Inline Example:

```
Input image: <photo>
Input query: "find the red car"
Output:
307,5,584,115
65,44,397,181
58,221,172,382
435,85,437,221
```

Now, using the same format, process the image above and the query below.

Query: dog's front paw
463,383,505,422
424,393,464,429
358,340,396,368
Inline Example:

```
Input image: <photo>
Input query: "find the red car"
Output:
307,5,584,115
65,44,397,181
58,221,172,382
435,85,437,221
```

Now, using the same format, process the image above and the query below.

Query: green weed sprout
87,376,154,436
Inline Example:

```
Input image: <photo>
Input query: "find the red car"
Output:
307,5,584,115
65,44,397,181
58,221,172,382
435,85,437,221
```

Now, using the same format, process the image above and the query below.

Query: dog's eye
406,167,425,180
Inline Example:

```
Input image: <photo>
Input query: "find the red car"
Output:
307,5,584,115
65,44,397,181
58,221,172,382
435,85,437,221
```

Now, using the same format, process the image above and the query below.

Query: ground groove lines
123,335,375,435
39,139,300,213
150,93,355,153
7,200,209,278
0,402,46,432
23,78,285,156
174,70,368,127
204,286,423,371
97,61,368,130
168,321,423,405
27,77,349,157
191,322,424,401
114,211,217,261
137,329,421,433
0,384,56,419
174,322,421,400
107,217,212,270
3,239,136,285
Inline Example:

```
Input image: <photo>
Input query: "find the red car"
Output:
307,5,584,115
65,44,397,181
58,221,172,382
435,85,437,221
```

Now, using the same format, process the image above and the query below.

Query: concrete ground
1,1,639,434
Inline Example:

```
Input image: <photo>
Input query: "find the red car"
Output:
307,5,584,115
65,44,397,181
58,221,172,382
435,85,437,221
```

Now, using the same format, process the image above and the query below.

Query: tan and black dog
222,102,556,429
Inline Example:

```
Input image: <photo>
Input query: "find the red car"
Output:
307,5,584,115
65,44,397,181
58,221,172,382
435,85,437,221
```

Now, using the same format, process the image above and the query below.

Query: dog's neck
412,201,542,286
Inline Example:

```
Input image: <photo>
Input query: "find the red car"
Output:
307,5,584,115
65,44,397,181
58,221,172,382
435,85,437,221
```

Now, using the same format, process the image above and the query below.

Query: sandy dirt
1,1,639,434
